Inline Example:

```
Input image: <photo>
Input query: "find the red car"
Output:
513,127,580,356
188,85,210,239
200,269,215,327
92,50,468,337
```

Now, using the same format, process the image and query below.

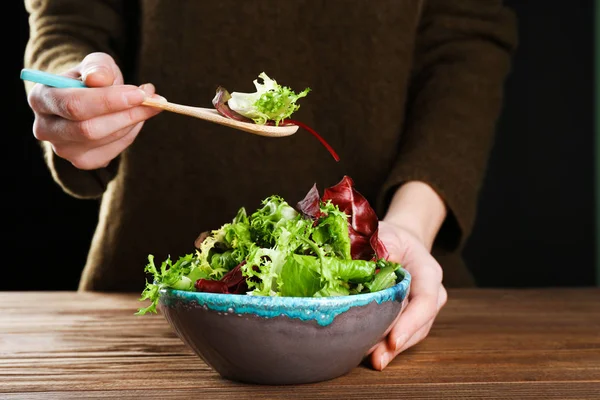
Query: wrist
382,181,447,251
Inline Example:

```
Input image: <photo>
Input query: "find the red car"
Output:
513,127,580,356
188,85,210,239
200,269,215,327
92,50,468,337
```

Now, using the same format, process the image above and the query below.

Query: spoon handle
141,97,216,118
20,68,87,88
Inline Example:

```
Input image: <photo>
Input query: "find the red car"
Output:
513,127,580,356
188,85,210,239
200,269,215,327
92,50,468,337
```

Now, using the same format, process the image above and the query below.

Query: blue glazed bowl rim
159,268,411,305
158,268,411,326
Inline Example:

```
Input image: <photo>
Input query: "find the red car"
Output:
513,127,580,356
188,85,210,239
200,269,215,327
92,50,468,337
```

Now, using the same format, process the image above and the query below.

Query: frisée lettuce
211,73,340,161
136,176,404,315
227,72,310,126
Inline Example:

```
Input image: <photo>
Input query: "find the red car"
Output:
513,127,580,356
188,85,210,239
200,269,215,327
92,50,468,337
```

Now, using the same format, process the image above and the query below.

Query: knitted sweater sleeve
23,0,131,199
378,0,518,251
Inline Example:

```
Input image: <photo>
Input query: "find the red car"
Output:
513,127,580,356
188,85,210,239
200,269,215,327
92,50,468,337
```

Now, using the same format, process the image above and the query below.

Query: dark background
5,1,596,291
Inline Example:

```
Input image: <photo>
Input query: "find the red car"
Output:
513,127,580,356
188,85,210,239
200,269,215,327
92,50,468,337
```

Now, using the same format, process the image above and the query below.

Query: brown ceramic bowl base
160,298,404,385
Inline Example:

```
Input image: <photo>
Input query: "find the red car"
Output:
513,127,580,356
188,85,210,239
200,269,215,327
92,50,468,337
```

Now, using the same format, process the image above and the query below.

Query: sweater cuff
377,160,470,253
42,141,120,199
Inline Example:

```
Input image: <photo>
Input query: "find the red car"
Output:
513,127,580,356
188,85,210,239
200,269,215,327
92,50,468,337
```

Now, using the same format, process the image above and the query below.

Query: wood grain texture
1,289,599,399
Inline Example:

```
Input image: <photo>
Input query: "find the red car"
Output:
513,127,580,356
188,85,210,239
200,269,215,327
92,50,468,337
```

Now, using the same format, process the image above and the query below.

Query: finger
50,86,158,163
437,285,448,310
386,263,441,352
363,320,398,365
393,286,447,353
52,120,145,166
75,52,122,87
396,318,435,354
386,293,436,351
365,298,407,356
366,298,409,371
30,84,149,121
52,117,143,161
34,101,161,142
378,285,447,369
370,316,435,371
32,86,161,143
368,340,391,371
66,124,144,170
138,83,157,97
62,86,157,148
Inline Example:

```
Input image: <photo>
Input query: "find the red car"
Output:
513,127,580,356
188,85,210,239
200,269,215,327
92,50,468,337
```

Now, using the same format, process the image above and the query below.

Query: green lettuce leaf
136,254,201,315
364,260,403,293
227,72,310,125
314,282,351,297
250,195,299,247
321,257,377,283
278,254,323,297
243,213,315,296
312,201,352,260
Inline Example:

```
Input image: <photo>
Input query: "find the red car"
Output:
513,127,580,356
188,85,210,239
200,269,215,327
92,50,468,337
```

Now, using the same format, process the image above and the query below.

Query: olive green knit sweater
23,0,517,291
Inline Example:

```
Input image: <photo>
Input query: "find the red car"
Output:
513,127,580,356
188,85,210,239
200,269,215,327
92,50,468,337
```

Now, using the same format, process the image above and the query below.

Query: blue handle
20,68,88,89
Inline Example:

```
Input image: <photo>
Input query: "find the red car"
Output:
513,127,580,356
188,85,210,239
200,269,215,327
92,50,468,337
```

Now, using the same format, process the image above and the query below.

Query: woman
22,0,518,370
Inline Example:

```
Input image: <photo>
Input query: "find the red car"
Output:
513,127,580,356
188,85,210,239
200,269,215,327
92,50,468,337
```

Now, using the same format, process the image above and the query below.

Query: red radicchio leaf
194,279,228,294
283,119,340,162
212,86,254,123
296,183,322,219
211,85,340,162
370,228,389,260
194,262,248,294
322,176,389,261
348,227,374,260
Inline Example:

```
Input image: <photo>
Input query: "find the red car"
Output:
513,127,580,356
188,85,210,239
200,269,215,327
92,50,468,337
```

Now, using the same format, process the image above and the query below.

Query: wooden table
1,289,599,399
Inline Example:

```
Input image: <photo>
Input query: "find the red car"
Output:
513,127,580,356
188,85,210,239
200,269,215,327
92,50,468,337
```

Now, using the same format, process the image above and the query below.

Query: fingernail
380,353,390,370
83,66,109,80
152,94,167,102
394,333,409,351
139,83,155,95
124,89,147,106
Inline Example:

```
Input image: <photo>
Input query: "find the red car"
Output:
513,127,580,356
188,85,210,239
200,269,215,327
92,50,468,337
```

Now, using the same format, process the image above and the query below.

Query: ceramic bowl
158,269,411,385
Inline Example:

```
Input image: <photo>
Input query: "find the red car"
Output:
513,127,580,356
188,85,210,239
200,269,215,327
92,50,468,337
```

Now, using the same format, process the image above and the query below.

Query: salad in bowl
137,176,405,315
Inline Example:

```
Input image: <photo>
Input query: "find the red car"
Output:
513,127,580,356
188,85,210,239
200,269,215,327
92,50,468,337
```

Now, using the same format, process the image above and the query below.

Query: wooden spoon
20,69,298,138
140,97,297,137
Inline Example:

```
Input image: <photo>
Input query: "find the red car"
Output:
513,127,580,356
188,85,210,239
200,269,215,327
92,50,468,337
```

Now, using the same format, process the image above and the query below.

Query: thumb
78,52,123,87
